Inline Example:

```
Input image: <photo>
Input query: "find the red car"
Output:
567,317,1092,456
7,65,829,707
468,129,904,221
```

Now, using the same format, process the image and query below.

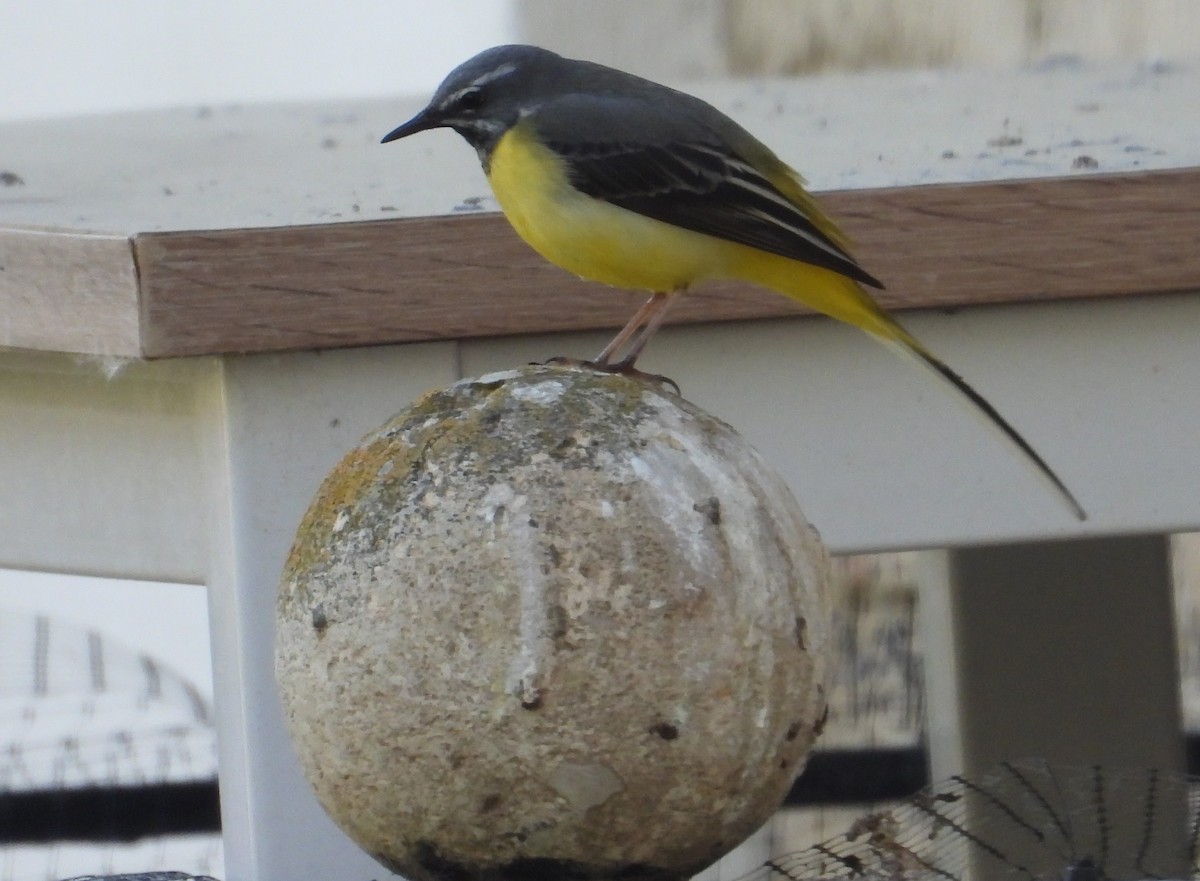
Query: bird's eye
457,88,484,112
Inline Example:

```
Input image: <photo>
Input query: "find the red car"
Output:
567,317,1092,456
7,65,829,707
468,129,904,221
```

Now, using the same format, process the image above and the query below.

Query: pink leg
594,292,676,366
611,292,678,368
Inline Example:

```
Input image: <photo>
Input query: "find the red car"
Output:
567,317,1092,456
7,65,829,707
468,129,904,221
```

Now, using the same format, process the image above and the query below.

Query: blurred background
2,0,1198,123
2,2,1198,880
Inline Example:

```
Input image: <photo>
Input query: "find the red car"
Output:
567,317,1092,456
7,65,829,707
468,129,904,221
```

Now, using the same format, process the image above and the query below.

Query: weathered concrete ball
277,364,828,881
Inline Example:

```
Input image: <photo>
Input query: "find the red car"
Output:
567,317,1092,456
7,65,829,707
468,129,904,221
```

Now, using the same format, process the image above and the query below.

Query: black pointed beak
381,106,441,144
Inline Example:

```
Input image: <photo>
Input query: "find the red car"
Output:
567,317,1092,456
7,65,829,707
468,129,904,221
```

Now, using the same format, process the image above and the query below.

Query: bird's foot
600,357,683,395
537,356,681,395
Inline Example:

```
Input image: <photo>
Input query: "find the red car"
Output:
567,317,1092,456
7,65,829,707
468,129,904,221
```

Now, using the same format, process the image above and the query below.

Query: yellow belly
485,122,904,345
487,124,736,292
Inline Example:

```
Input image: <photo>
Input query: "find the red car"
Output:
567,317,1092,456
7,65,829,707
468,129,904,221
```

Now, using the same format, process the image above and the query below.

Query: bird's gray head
381,45,566,160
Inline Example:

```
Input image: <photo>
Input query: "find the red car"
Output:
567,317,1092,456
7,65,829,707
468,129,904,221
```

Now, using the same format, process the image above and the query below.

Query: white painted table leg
200,345,457,881
921,535,1186,783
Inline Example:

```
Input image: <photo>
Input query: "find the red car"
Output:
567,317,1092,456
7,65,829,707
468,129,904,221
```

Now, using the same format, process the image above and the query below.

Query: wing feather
535,104,882,288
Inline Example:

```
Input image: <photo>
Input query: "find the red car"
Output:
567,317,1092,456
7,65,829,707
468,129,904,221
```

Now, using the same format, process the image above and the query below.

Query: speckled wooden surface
1,60,1197,358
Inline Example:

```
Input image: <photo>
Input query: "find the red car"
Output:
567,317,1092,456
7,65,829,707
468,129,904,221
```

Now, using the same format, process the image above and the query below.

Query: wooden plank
133,214,792,357
2,61,1199,358
843,168,1200,307
134,167,1200,358
0,229,140,356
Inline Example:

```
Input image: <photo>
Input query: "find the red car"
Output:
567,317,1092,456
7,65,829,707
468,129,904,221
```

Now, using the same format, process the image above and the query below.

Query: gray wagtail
382,44,1085,520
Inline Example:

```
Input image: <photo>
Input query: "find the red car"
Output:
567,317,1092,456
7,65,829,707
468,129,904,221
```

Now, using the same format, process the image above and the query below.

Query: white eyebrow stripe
438,62,519,112
470,62,517,88
440,88,472,110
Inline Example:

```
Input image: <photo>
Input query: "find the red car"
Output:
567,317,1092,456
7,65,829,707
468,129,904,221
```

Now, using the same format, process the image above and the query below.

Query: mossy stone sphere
277,364,828,881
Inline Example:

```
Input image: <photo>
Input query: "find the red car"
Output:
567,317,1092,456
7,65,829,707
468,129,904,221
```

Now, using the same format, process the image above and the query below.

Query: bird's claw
537,356,681,395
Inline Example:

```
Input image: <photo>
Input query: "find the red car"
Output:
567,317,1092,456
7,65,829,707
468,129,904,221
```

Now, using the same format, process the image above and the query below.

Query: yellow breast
486,122,735,293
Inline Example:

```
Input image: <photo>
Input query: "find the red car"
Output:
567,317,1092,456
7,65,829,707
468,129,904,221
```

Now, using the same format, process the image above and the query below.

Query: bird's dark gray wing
532,95,882,288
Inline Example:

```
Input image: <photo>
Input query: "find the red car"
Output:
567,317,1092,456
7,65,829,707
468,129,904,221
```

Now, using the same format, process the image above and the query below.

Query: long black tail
878,331,1086,521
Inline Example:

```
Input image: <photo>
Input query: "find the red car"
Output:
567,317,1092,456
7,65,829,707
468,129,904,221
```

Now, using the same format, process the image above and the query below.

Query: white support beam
199,344,458,880
462,293,1200,551
921,535,1185,783
0,350,213,583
